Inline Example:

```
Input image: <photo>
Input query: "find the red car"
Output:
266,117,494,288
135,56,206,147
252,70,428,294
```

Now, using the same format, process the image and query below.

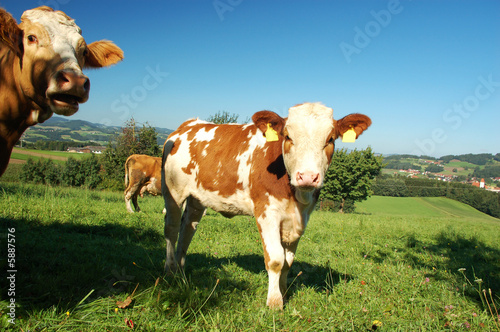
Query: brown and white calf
124,154,162,213
0,6,123,176
161,102,371,309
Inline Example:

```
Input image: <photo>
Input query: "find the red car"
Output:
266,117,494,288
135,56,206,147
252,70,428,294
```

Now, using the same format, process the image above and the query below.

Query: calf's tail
161,140,174,196
124,156,135,188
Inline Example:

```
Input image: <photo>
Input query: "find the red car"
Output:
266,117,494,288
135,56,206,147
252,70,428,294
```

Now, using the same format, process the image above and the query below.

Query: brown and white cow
0,6,123,176
124,154,162,213
161,102,371,309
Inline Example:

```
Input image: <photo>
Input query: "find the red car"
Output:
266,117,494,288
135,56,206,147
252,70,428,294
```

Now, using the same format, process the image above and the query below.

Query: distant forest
440,153,500,165
383,153,500,165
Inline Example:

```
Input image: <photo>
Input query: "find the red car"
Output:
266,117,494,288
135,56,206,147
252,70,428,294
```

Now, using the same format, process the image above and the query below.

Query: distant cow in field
161,102,371,309
0,6,123,176
124,154,162,213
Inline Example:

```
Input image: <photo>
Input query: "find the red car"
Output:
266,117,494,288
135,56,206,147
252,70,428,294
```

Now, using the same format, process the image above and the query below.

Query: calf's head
1,6,123,118
253,102,371,193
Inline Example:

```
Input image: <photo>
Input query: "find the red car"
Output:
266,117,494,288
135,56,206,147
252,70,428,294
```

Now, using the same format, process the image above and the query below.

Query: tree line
19,118,161,191
441,153,500,165
472,165,500,180
384,160,422,171
383,153,500,165
17,112,239,190
20,156,102,189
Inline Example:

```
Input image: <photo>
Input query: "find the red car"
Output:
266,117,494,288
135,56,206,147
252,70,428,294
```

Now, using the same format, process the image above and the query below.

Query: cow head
253,102,371,199
1,6,123,119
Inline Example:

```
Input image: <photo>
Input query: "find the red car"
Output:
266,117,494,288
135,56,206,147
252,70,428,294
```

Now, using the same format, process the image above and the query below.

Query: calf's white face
282,103,335,190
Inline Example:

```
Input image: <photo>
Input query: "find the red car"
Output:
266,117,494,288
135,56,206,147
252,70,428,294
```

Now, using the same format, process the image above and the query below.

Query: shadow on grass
0,215,342,315
186,253,347,291
401,228,500,305
0,215,167,314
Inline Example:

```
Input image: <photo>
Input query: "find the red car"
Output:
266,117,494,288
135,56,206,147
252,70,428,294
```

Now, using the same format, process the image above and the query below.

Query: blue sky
4,0,499,157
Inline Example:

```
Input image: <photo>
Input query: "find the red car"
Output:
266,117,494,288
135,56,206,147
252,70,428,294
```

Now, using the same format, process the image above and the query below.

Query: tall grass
0,182,499,331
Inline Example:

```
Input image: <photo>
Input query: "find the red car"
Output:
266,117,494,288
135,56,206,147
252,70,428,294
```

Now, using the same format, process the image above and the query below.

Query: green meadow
9,148,88,165
0,182,499,331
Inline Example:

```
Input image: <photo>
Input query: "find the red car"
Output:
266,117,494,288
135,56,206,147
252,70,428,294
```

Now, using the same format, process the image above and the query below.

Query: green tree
472,165,500,179
62,157,85,187
206,111,240,124
81,154,102,189
425,164,444,173
44,159,61,186
100,118,161,189
138,123,161,157
373,177,409,197
319,148,383,213
20,158,61,185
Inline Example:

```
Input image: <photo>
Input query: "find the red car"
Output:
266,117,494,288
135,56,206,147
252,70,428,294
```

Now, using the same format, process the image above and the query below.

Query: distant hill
19,116,174,146
383,153,500,163
382,153,500,180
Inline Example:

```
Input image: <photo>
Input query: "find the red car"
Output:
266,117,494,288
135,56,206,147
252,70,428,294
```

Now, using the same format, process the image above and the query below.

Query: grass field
444,161,478,170
10,147,88,162
357,196,500,220
0,182,499,331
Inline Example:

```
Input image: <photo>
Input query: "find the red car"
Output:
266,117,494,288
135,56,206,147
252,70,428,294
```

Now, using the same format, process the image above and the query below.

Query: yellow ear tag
265,123,279,142
342,127,356,143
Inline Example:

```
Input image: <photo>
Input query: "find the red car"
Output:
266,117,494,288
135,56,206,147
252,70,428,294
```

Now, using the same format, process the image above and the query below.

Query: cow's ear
334,113,371,140
84,40,124,68
252,111,286,137
0,8,23,57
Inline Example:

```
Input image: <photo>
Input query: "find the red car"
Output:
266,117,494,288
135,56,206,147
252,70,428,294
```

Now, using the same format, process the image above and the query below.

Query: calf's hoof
266,294,284,310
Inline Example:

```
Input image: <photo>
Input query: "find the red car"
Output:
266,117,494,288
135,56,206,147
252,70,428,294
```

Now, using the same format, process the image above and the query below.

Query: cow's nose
296,171,321,188
55,70,90,97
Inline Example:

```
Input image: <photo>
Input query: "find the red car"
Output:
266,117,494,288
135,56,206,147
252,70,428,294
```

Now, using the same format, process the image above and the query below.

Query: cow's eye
83,48,89,57
27,35,38,44
325,137,334,147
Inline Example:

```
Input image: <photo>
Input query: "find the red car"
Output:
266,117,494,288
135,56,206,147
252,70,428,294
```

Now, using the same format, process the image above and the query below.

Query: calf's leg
124,192,134,213
132,192,141,212
175,196,206,269
257,215,285,309
124,181,142,212
163,192,183,273
280,240,299,297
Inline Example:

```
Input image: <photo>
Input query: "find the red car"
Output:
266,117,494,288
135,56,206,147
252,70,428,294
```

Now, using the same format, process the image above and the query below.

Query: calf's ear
0,8,23,57
252,111,286,137
334,113,371,140
85,40,124,68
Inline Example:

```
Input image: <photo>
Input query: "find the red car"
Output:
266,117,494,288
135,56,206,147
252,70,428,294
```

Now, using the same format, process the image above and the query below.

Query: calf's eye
325,137,334,147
